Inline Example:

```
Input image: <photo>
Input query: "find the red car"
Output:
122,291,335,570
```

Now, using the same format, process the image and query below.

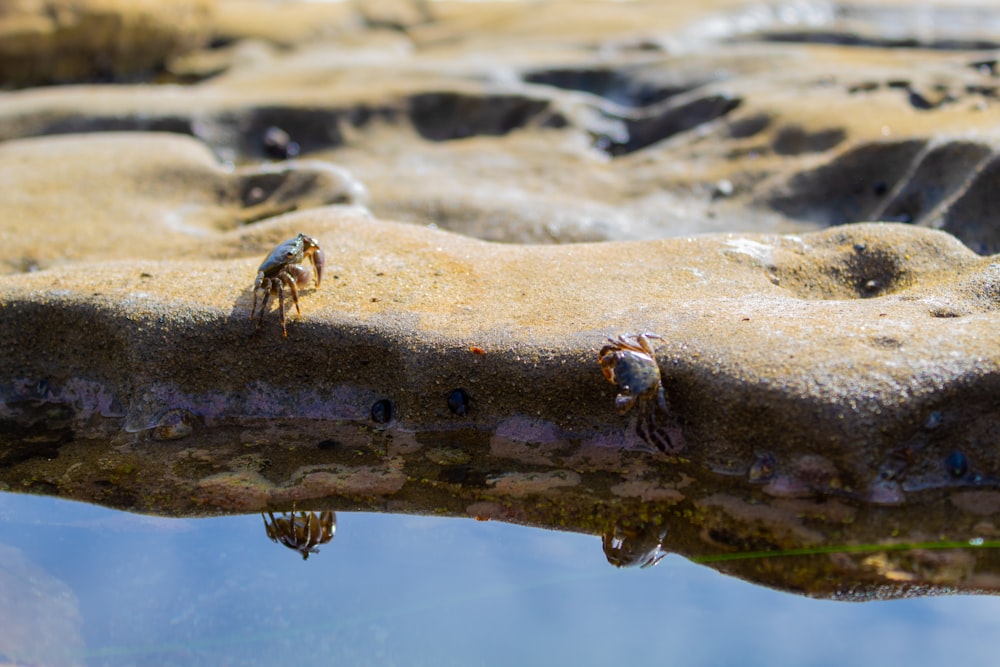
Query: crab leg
276,280,287,337
250,274,262,321
255,280,273,329
280,270,302,317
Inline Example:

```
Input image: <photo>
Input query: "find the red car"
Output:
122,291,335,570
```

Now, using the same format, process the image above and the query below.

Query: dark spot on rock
870,335,902,349
837,243,908,298
439,465,487,486
872,181,889,196
704,527,759,552
23,480,59,496
748,451,776,483
946,450,968,478
772,125,846,155
727,113,771,139
93,480,140,509
262,126,300,160
929,308,963,318
848,81,880,94
447,388,471,416
371,399,393,424
317,439,340,450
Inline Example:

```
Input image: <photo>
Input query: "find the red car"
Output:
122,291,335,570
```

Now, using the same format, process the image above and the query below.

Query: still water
2,491,999,667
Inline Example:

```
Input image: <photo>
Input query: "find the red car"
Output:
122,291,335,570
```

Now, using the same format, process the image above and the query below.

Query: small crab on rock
251,233,324,337
262,510,336,560
599,333,679,453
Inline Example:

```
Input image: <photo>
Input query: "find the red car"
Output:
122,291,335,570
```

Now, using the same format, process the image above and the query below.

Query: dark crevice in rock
771,125,846,155
408,92,561,141
873,141,994,227
37,115,194,137
763,139,929,226
764,137,1000,254
0,396,76,466
212,106,353,157
24,105,401,159
523,67,697,108
846,79,986,111
753,31,1000,51
600,93,742,156
939,154,1000,255
969,58,998,76
726,112,771,139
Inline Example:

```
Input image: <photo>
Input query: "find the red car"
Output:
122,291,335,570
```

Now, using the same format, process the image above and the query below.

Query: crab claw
311,244,325,287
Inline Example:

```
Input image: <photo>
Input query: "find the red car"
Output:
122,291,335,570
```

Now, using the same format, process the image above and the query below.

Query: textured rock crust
4,0,1000,598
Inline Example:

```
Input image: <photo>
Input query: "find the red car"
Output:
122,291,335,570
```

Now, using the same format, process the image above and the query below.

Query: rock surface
4,0,1000,598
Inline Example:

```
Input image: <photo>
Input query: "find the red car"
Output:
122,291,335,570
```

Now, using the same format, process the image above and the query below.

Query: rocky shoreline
3,0,1000,597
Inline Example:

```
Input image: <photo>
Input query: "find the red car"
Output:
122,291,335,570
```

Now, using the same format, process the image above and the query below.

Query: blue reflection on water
1,491,999,666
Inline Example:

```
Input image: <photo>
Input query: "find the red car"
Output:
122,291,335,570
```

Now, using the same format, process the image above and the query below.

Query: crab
250,233,324,337
598,333,677,453
262,510,336,560
602,523,669,569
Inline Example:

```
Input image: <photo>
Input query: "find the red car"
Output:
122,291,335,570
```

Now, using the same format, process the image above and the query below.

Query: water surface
1,491,998,666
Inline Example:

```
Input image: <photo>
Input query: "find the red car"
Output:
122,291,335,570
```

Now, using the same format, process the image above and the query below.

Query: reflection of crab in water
251,233,324,337
599,333,678,453
602,523,669,568
262,510,336,560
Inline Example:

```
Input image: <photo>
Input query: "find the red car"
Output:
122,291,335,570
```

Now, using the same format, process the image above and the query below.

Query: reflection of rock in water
0,543,85,667
262,511,336,560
